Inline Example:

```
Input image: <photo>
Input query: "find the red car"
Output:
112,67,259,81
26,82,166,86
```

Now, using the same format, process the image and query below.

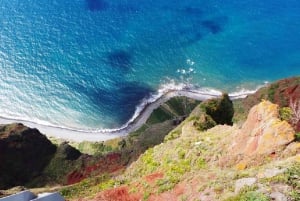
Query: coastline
0,89,256,142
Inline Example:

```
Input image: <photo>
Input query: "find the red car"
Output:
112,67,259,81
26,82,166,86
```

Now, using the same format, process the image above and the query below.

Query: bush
164,130,181,142
193,114,216,131
295,133,300,141
200,93,234,125
225,186,269,201
279,107,293,122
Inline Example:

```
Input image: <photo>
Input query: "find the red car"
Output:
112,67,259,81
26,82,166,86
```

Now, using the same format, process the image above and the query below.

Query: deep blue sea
0,0,300,130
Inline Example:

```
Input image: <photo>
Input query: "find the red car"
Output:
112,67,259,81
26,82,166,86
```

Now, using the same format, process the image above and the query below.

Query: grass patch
295,132,300,141
60,174,111,199
279,107,293,122
267,83,279,102
129,125,149,138
164,130,181,142
225,186,269,201
147,107,173,125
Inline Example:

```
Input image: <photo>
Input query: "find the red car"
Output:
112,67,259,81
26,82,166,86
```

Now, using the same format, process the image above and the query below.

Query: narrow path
0,89,255,142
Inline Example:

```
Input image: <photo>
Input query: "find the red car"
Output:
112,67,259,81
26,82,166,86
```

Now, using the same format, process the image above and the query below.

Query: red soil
91,186,141,201
67,153,123,185
145,172,164,184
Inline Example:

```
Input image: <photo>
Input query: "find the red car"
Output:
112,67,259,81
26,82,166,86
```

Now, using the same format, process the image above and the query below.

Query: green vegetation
225,185,269,201
30,143,82,186
295,132,300,141
226,191,269,201
164,129,181,142
59,78,300,200
147,97,200,125
0,124,57,189
140,148,160,173
285,162,300,191
4,78,300,200
279,107,293,122
166,97,199,116
193,94,234,131
147,107,173,125
267,83,279,102
193,113,217,131
200,93,234,125
60,174,111,199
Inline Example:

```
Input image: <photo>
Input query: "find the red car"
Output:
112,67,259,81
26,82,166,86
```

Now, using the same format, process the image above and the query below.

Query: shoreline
0,89,255,142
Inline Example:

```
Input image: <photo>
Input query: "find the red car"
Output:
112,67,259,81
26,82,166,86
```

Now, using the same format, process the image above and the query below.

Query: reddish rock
229,101,295,165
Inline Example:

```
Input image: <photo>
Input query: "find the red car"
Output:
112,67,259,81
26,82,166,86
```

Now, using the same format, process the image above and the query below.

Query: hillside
60,78,300,201
0,77,299,200
0,124,57,189
0,97,199,196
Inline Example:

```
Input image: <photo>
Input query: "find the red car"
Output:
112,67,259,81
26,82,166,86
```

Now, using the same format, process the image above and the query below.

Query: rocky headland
0,77,299,201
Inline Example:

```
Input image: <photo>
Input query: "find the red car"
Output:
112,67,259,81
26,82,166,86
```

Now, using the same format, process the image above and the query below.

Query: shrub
164,130,181,142
200,93,234,125
193,114,216,131
140,148,159,173
279,107,293,122
225,185,269,201
295,132,300,141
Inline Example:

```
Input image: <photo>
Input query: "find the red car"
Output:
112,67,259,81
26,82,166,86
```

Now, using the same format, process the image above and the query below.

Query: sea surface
0,0,300,130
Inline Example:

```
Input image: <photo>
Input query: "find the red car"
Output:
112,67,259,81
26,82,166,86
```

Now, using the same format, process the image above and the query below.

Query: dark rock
57,142,81,160
201,93,234,125
0,124,57,189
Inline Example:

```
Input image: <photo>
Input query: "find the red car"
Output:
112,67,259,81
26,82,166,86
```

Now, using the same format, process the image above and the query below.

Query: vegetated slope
234,76,300,131
1,77,300,200
0,124,57,189
69,99,299,201
0,96,200,197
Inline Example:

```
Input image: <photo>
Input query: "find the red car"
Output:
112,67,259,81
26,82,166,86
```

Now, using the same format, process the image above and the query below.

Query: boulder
234,177,257,194
230,101,295,161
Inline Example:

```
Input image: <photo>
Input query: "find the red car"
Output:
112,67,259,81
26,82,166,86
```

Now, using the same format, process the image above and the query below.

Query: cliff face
69,99,299,201
1,77,300,200
228,101,295,165
234,77,300,131
0,124,56,189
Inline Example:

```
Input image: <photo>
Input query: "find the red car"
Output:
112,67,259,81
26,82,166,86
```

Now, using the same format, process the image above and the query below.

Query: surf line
0,89,255,142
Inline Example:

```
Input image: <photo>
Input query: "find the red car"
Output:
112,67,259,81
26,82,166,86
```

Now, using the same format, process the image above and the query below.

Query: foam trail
0,84,259,142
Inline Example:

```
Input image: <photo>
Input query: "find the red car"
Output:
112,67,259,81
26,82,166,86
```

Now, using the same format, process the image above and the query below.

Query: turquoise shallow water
0,0,300,130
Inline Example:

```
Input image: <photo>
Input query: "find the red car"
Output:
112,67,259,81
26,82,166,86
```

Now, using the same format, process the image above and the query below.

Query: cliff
0,97,200,195
234,76,300,132
0,124,56,189
62,78,300,201
65,99,299,201
1,77,299,201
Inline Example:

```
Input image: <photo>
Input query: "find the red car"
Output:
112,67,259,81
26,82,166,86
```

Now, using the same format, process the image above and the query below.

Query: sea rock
234,177,257,194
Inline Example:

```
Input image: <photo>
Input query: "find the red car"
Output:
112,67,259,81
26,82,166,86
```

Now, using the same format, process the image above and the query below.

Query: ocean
0,0,300,131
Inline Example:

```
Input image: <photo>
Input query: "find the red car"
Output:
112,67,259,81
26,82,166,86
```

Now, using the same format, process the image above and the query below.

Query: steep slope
0,123,57,189
69,100,299,201
234,76,300,132
0,96,200,197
